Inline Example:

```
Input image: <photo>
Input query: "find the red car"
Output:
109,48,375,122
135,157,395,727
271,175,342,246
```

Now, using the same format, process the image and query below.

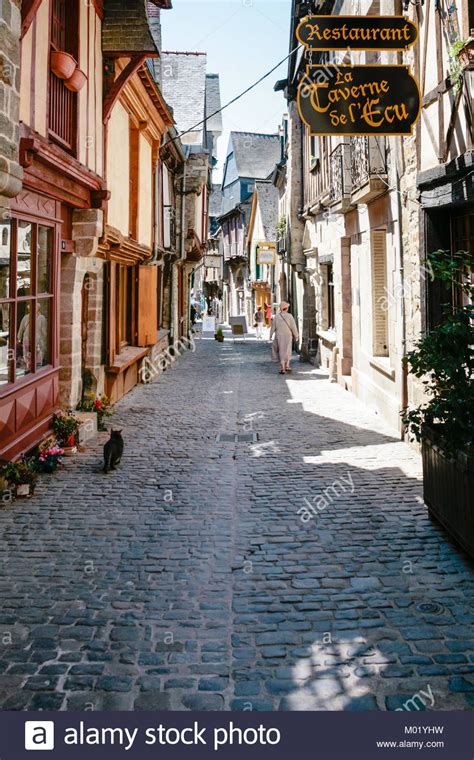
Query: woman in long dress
270,301,299,374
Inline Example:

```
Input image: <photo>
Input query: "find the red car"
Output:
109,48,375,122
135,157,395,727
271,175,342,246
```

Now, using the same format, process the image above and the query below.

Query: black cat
103,429,124,473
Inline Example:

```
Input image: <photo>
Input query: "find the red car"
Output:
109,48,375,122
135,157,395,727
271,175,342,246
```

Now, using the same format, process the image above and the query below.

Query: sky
161,0,292,182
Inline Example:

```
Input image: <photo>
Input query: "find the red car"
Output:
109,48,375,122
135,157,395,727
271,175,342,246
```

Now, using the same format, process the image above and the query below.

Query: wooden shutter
137,266,158,346
371,230,389,357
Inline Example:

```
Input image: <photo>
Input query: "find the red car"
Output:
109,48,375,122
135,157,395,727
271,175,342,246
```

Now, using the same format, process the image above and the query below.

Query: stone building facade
279,0,473,434
0,0,22,216
0,0,205,459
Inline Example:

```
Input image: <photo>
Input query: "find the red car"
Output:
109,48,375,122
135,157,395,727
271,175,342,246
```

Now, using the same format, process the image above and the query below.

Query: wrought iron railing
329,143,352,202
350,136,387,190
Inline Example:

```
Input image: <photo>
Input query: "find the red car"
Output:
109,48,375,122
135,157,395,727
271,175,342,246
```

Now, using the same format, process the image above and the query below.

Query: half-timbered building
1,0,106,460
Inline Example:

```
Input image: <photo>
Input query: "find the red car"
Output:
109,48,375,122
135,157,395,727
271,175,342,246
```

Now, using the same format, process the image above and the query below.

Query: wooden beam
21,0,43,39
92,0,104,20
420,0,430,99
435,9,445,162
422,77,454,109
103,54,147,124
442,85,463,164
129,126,140,241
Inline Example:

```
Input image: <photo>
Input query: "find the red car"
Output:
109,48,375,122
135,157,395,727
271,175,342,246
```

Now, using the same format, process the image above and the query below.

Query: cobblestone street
0,335,473,712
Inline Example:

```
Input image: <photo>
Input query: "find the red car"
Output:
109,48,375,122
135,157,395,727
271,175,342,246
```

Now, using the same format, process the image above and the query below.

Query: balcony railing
350,137,387,203
224,241,246,261
350,136,386,189
277,230,290,255
329,143,352,208
49,72,76,152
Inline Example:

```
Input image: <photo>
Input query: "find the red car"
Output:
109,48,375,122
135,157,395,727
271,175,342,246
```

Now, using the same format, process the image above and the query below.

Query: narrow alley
0,336,473,712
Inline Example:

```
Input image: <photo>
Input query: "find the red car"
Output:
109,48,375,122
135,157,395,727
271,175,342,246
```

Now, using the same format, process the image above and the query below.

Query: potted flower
65,67,87,93
215,327,224,343
78,395,112,432
457,37,474,69
52,411,79,455
403,249,473,559
50,51,77,80
1,458,37,498
37,444,65,474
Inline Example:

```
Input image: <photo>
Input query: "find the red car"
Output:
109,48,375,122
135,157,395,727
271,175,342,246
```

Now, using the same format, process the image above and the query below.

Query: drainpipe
151,153,160,263
180,150,189,260
394,12,409,441
396,158,408,440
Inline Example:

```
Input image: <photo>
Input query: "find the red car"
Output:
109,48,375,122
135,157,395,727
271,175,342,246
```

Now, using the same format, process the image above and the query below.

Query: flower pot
422,429,474,560
51,51,77,80
16,483,32,498
458,39,474,68
65,67,87,92
63,446,77,457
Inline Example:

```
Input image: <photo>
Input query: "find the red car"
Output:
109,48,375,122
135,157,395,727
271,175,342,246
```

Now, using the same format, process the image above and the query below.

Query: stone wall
60,210,105,409
286,101,304,270
0,0,23,216
399,3,426,414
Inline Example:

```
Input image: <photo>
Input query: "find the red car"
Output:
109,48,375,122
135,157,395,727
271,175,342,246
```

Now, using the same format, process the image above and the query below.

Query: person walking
270,301,299,374
254,306,264,339
264,302,272,327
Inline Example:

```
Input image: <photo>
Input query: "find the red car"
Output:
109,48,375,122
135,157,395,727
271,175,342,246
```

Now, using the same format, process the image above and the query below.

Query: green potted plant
52,411,79,455
215,327,224,343
1,458,38,498
403,249,473,558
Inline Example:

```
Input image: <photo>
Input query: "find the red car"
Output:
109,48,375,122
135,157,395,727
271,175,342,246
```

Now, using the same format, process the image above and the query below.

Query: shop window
371,230,389,357
0,219,55,387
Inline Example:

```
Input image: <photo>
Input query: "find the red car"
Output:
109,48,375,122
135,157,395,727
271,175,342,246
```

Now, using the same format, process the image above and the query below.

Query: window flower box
65,67,87,93
50,51,77,80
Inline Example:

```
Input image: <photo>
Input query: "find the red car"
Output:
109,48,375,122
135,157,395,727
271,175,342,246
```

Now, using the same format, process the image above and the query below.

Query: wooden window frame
450,211,474,309
310,135,320,172
0,217,57,391
115,264,139,354
129,123,140,241
326,262,335,330
48,0,80,155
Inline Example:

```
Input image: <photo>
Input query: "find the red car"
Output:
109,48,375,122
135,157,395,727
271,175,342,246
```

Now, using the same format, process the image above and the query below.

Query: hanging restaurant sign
257,243,276,265
297,65,421,136
296,15,418,50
